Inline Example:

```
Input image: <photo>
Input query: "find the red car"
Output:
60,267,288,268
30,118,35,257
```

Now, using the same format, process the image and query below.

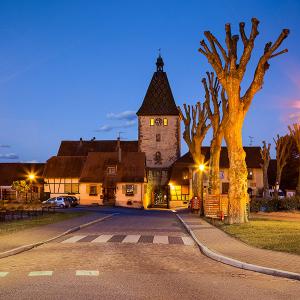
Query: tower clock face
155,118,162,126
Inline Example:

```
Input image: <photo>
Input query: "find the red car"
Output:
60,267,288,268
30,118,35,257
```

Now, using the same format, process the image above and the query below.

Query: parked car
64,196,79,207
42,197,70,208
268,189,285,199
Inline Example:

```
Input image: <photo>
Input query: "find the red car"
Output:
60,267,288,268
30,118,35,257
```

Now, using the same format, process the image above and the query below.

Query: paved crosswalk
59,234,195,246
0,270,104,278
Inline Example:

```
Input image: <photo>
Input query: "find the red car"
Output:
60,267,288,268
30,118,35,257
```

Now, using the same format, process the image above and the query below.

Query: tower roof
137,56,179,116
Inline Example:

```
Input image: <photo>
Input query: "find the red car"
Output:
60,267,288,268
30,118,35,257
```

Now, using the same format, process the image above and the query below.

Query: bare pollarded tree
274,134,293,195
178,102,210,212
260,141,271,198
198,18,289,223
288,123,300,196
202,72,228,195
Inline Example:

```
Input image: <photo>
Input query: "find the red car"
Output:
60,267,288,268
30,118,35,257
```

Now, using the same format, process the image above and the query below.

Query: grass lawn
219,219,300,255
0,211,89,236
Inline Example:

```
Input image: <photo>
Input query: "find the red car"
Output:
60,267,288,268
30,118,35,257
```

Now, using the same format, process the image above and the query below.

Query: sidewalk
178,212,300,275
0,212,108,253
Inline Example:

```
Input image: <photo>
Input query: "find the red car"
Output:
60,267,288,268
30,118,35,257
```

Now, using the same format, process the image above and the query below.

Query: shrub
279,196,300,211
250,196,300,212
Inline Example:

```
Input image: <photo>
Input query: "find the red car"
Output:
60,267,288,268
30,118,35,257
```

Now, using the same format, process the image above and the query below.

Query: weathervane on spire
156,48,164,72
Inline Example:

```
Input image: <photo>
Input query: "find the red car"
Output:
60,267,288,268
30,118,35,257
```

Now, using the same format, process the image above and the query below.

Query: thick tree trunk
209,136,222,195
275,170,282,191
262,164,270,198
192,153,205,215
224,114,249,224
297,163,300,197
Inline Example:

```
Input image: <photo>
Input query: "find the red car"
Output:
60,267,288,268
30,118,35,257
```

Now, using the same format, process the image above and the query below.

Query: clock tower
137,55,180,206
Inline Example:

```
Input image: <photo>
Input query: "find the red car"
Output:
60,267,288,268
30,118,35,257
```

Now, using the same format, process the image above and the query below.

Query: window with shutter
125,184,134,196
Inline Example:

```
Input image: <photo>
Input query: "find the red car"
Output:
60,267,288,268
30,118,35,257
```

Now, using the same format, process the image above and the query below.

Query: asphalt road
0,207,299,299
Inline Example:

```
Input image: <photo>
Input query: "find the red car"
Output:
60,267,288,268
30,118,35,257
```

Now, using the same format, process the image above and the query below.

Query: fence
204,194,229,219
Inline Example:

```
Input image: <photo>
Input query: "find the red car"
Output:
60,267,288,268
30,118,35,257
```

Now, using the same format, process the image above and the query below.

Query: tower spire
156,49,164,72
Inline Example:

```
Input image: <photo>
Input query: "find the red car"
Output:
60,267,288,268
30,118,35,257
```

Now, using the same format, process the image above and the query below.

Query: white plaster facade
115,183,145,208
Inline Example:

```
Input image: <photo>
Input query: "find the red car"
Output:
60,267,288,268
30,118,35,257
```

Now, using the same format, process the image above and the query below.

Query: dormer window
107,166,117,175
163,118,168,126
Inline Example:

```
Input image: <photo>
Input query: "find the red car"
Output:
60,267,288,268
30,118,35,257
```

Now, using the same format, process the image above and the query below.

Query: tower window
150,118,154,126
163,118,168,126
156,134,161,142
154,151,162,164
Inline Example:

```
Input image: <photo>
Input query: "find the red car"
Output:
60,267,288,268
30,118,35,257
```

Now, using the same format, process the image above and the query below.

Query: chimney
79,137,83,146
117,137,121,163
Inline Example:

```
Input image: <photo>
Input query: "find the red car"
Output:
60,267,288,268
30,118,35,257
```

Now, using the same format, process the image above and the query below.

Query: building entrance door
103,188,116,206
153,187,169,208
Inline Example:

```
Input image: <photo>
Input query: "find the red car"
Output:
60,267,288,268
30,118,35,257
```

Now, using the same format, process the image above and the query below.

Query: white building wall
44,178,80,197
115,183,144,208
79,183,102,205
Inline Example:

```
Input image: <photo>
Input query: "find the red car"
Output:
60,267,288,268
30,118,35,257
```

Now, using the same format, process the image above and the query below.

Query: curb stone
0,213,118,259
176,214,300,281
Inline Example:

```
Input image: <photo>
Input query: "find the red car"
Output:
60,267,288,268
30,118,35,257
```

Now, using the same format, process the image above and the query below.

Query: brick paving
0,213,108,253
179,213,300,274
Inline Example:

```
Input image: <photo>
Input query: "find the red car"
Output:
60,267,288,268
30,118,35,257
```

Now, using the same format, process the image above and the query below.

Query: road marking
153,235,169,244
62,235,87,243
28,271,53,277
76,270,99,276
91,234,113,243
181,236,195,246
122,235,141,243
0,272,8,277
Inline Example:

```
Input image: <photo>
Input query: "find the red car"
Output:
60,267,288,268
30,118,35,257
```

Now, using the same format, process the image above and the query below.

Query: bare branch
204,31,222,67
225,23,233,58
242,28,290,112
270,49,288,59
238,18,260,77
239,22,248,46
205,31,229,65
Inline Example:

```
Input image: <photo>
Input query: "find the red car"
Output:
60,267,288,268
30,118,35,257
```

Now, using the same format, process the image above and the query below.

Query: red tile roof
57,140,138,156
137,71,179,116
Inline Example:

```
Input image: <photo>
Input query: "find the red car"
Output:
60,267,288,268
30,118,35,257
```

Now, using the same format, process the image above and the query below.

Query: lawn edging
176,214,300,281
0,213,118,259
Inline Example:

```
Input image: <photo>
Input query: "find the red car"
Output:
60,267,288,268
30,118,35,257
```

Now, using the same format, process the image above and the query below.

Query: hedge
250,196,300,212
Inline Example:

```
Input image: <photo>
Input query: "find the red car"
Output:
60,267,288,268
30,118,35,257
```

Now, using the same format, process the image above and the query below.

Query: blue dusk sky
0,0,299,162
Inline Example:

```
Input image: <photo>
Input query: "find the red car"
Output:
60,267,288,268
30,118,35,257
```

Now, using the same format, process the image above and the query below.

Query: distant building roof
136,56,179,116
174,147,263,168
80,152,145,183
57,140,138,156
43,156,86,178
43,152,145,184
170,147,263,185
0,163,45,186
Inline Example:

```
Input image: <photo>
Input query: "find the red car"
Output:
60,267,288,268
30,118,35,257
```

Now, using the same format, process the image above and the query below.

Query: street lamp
198,164,205,172
28,174,35,181
28,173,36,201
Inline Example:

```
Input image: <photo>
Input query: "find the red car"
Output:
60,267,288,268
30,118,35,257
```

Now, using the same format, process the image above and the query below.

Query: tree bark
262,164,269,198
297,163,300,197
260,141,271,198
209,135,222,194
224,113,249,224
